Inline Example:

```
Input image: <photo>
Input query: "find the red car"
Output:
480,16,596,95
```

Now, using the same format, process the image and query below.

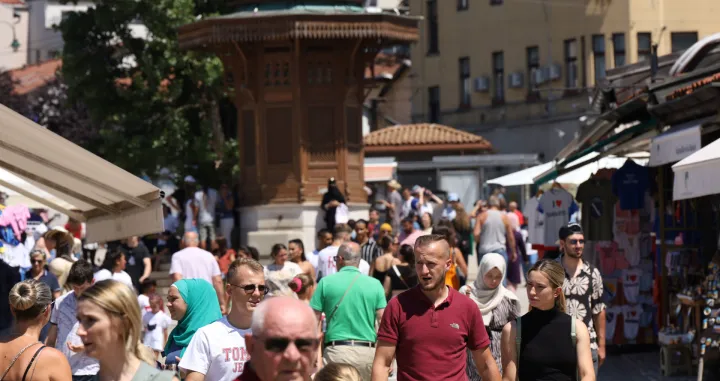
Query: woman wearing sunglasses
164,279,222,369
2,279,71,381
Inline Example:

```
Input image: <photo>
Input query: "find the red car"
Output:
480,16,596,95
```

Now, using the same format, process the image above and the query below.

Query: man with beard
556,224,606,375
236,297,321,381
181,258,268,381
372,235,501,381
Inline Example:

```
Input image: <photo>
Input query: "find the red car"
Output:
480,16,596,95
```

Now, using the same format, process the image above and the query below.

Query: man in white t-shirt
180,258,267,381
317,225,371,280
170,231,227,314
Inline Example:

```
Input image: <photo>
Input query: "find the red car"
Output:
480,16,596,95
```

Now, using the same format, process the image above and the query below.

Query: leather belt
327,340,376,348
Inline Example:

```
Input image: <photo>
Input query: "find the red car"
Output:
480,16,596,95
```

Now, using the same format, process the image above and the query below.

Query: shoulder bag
325,274,362,328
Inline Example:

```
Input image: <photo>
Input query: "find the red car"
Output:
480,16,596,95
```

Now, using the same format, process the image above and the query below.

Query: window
671,32,698,52
492,52,504,102
564,39,578,88
366,0,378,6
459,57,471,108
457,0,468,11
490,0,503,5
613,33,625,67
427,1,439,54
592,34,606,83
527,46,540,96
428,86,440,123
637,32,652,62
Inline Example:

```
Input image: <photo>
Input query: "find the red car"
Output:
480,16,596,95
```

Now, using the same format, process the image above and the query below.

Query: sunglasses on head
229,283,269,295
259,337,319,353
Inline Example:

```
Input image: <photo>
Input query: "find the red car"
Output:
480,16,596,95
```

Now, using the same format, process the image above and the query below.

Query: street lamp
1,11,21,53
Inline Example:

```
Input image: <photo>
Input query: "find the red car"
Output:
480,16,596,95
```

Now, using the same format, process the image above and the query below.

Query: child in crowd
137,278,157,318
142,294,172,359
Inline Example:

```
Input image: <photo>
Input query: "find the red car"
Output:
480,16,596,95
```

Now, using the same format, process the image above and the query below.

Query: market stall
0,103,164,244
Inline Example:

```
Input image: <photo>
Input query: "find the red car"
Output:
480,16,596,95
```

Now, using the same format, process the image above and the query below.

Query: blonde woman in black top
500,260,595,381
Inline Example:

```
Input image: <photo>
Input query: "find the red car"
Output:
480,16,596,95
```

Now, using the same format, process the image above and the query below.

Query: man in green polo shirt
310,241,386,380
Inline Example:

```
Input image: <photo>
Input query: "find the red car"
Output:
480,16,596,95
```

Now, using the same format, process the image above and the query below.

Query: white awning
0,104,163,242
485,162,554,187
488,152,648,186
672,137,720,200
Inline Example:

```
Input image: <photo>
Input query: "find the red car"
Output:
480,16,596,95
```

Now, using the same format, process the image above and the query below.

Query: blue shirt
612,160,649,210
24,269,61,293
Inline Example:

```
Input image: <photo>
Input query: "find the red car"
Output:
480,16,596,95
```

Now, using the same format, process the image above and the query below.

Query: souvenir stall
644,40,720,378
574,159,657,348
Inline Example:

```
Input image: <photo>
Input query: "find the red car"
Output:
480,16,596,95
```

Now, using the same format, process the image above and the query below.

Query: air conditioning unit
533,69,546,85
509,72,524,88
548,63,562,81
474,76,490,92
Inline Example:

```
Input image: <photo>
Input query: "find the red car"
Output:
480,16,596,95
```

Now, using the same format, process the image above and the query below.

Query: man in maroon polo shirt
236,297,320,381
371,234,501,381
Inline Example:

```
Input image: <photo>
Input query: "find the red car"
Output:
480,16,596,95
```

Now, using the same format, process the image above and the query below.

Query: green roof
233,1,364,15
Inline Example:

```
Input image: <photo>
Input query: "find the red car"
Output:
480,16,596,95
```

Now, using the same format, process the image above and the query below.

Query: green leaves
58,0,233,180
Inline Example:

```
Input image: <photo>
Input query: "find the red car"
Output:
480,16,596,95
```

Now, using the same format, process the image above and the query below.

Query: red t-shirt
377,286,490,381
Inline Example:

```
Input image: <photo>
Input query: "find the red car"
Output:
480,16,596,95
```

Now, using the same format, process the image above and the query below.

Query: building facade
409,0,720,160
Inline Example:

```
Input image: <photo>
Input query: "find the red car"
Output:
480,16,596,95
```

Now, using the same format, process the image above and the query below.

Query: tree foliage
58,0,236,181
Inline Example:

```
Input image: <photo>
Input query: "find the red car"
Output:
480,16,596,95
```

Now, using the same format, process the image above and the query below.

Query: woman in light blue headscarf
164,279,221,367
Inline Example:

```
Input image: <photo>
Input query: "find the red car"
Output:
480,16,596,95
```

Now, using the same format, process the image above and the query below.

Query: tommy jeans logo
449,323,459,329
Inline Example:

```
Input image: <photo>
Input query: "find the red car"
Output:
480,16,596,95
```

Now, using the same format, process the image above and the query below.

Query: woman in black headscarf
321,177,346,230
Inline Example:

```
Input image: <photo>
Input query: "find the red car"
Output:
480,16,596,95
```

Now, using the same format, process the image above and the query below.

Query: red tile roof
364,123,493,151
0,0,24,4
10,59,62,95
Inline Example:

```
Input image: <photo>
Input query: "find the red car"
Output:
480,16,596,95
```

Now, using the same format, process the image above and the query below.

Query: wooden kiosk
178,1,419,254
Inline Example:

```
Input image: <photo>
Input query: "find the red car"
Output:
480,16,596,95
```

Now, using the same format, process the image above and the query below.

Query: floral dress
466,296,520,381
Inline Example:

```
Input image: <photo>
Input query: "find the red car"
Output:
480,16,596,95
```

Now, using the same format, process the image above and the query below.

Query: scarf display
469,253,517,325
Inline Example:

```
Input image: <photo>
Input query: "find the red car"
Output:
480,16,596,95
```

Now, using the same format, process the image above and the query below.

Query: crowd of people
0,177,607,381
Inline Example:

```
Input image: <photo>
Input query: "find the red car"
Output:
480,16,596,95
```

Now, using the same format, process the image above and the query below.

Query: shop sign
649,125,702,167
666,72,720,101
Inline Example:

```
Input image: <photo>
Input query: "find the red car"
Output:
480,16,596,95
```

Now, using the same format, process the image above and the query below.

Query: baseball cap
380,223,393,232
447,193,460,202
558,223,584,240
411,185,422,194
184,175,196,183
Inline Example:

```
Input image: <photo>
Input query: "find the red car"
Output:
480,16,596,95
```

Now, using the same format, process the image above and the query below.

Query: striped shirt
359,238,382,264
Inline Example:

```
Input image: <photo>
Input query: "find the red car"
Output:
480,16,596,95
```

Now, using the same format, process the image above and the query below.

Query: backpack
515,316,578,381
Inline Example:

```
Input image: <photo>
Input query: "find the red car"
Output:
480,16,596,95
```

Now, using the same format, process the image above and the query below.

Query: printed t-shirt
316,245,370,280
51,291,100,375
537,188,578,246
142,310,172,351
138,294,152,317
180,317,251,381
523,196,545,245
310,266,386,343
377,286,490,381
611,160,649,210
576,179,616,241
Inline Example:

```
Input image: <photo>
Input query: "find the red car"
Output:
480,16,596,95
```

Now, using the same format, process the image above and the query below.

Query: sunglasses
568,239,585,245
258,336,319,353
31,259,44,264
229,283,269,295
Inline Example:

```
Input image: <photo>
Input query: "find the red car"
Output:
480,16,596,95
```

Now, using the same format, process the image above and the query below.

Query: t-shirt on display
612,160,649,210
523,196,545,245
576,179,616,241
537,188,578,246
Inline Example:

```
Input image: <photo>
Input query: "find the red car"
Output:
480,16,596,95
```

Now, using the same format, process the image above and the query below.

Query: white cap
184,175,196,183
